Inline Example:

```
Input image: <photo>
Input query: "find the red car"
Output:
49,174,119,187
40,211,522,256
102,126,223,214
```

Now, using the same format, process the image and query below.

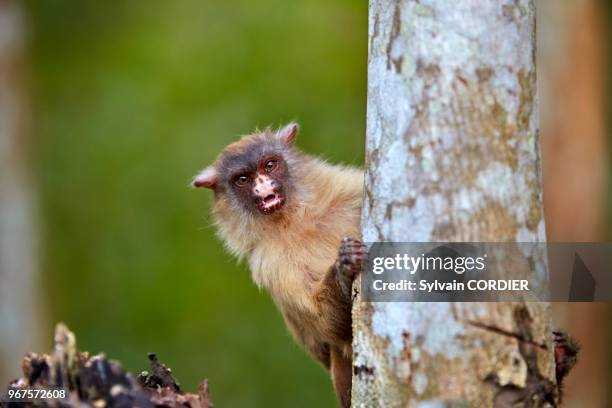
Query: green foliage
27,0,366,406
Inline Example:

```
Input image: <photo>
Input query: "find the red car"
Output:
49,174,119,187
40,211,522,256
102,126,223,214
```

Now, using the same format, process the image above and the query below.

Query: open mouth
259,193,285,214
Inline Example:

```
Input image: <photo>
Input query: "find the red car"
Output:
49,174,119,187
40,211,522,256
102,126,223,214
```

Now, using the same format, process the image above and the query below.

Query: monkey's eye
234,175,250,186
264,160,278,172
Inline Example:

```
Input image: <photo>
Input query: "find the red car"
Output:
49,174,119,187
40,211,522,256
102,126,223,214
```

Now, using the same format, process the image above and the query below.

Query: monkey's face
193,123,299,216
224,152,289,215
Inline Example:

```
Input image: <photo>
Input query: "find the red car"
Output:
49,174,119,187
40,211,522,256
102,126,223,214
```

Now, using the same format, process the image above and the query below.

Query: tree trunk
539,1,609,406
353,1,555,406
0,0,42,384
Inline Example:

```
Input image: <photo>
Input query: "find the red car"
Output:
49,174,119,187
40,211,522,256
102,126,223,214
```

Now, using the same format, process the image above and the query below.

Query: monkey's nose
253,180,276,198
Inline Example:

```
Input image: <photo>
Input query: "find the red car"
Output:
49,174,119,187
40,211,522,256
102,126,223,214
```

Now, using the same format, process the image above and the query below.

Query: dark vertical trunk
0,0,41,384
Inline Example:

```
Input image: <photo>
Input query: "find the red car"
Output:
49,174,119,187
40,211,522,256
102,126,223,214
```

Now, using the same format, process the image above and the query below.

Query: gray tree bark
353,1,555,406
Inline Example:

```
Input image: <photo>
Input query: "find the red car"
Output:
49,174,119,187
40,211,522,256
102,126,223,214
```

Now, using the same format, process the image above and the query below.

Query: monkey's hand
334,237,367,299
553,330,579,393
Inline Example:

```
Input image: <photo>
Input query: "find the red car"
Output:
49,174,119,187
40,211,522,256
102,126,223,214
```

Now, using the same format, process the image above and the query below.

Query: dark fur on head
193,123,301,216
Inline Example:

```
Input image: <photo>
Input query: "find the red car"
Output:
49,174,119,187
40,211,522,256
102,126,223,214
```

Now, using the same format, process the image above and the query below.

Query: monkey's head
192,123,300,216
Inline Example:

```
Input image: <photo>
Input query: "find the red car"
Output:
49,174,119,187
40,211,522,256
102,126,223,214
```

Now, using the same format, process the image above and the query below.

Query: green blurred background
27,0,366,406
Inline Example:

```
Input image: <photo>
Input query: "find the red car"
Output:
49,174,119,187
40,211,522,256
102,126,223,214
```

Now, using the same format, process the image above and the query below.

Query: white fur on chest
248,230,338,308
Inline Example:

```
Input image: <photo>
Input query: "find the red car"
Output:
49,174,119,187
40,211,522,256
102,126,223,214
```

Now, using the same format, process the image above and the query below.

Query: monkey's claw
336,237,367,280
553,330,579,386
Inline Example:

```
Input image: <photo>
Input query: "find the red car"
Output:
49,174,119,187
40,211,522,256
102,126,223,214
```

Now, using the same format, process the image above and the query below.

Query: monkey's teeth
261,195,284,212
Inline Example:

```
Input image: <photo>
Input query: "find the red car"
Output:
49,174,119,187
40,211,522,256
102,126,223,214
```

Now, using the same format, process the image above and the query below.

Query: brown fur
194,124,362,407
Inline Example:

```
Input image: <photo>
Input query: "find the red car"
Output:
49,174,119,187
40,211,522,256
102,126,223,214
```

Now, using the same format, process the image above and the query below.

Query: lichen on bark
354,1,555,406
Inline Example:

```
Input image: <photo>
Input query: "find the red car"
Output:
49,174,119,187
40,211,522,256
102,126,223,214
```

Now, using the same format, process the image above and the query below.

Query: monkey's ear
276,122,299,146
192,167,218,189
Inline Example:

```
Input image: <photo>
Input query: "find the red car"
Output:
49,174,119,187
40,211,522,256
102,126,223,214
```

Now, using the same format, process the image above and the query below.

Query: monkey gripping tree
352,0,557,406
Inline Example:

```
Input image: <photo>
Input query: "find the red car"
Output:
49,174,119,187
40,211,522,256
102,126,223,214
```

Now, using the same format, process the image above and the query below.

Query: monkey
192,123,579,407
192,123,365,407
